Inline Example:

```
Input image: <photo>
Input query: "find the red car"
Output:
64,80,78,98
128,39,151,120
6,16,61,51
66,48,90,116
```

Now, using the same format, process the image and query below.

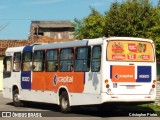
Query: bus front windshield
107,40,154,62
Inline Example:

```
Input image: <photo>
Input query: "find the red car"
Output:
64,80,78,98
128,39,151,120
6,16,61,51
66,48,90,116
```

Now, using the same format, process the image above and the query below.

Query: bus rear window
107,40,154,62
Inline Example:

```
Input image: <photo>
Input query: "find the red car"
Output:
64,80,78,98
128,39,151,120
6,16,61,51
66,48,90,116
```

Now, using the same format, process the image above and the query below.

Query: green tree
74,7,105,39
105,0,158,38
158,0,160,9
151,7,160,58
104,0,160,57
74,0,160,57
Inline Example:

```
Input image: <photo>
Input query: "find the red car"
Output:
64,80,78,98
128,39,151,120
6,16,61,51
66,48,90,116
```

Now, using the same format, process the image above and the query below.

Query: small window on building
74,47,91,72
22,52,32,71
46,50,58,72
3,56,12,78
60,48,74,72
33,50,44,72
13,52,21,72
91,46,101,72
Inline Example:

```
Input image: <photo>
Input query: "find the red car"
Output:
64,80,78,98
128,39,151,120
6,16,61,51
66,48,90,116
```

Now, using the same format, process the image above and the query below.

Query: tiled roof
0,40,27,57
0,36,75,57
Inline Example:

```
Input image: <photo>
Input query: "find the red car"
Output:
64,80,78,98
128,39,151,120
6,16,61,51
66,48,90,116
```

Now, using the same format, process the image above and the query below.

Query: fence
155,81,160,106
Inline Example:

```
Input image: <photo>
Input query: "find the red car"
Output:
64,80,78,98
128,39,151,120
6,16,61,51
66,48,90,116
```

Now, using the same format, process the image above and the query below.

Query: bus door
21,46,33,89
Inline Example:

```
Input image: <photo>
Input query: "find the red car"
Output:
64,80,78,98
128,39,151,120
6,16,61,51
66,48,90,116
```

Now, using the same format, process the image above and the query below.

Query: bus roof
34,37,104,51
34,37,153,51
107,37,153,42
5,46,24,55
5,37,153,54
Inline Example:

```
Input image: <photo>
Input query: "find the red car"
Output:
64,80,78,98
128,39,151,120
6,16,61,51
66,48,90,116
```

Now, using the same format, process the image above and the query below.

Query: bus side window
91,46,101,72
60,48,74,72
74,47,91,72
46,49,58,72
33,50,44,72
13,52,21,72
22,52,32,71
3,56,12,78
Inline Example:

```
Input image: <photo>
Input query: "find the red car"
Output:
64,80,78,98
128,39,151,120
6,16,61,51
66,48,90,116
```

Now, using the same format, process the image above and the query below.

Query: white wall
0,57,3,91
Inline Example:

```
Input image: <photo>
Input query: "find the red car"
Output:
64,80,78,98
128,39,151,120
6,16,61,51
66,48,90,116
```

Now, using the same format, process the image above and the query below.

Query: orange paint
111,65,135,82
32,72,85,93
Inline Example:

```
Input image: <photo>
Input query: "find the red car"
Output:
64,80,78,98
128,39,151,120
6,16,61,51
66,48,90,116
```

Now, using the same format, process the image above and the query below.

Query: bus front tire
59,91,71,113
13,89,22,107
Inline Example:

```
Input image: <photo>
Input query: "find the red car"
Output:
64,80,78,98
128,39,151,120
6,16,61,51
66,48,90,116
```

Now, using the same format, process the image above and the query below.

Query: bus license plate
126,85,135,89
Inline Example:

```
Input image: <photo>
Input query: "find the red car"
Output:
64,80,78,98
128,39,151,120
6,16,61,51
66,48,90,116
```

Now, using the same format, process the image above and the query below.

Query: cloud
22,0,64,5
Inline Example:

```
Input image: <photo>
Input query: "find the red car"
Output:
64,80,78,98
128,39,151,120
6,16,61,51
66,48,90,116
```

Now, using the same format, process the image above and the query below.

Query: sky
0,0,159,40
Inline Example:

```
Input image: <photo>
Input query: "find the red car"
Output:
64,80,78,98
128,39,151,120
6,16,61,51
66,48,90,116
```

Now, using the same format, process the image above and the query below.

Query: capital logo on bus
53,74,73,86
114,73,133,80
53,74,57,86
115,74,119,79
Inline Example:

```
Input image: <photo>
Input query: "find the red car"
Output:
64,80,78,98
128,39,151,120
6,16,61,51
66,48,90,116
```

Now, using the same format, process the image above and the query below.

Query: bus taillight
149,80,156,94
105,79,108,84
106,84,110,88
152,80,156,88
105,79,109,88
152,84,155,88
153,80,156,84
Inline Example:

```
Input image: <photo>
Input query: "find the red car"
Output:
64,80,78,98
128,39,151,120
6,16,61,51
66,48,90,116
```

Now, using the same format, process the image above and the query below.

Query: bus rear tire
13,89,22,107
59,91,71,113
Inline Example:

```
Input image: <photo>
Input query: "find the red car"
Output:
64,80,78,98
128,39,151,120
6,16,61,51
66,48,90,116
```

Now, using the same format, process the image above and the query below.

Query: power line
0,18,75,21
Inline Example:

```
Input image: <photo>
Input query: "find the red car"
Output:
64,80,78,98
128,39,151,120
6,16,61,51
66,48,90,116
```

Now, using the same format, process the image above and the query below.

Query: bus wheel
13,89,22,107
59,91,70,113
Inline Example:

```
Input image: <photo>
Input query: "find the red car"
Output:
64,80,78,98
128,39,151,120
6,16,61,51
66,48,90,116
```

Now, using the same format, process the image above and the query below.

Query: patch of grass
109,103,160,115
96,103,160,116
138,103,160,116
138,103,160,111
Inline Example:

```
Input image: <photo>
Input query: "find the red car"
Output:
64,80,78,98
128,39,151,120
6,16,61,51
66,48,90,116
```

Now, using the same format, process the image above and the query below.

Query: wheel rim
14,94,19,103
61,97,68,110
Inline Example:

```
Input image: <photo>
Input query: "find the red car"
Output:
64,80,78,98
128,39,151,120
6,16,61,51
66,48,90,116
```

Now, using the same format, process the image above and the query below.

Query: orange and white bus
3,37,157,112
